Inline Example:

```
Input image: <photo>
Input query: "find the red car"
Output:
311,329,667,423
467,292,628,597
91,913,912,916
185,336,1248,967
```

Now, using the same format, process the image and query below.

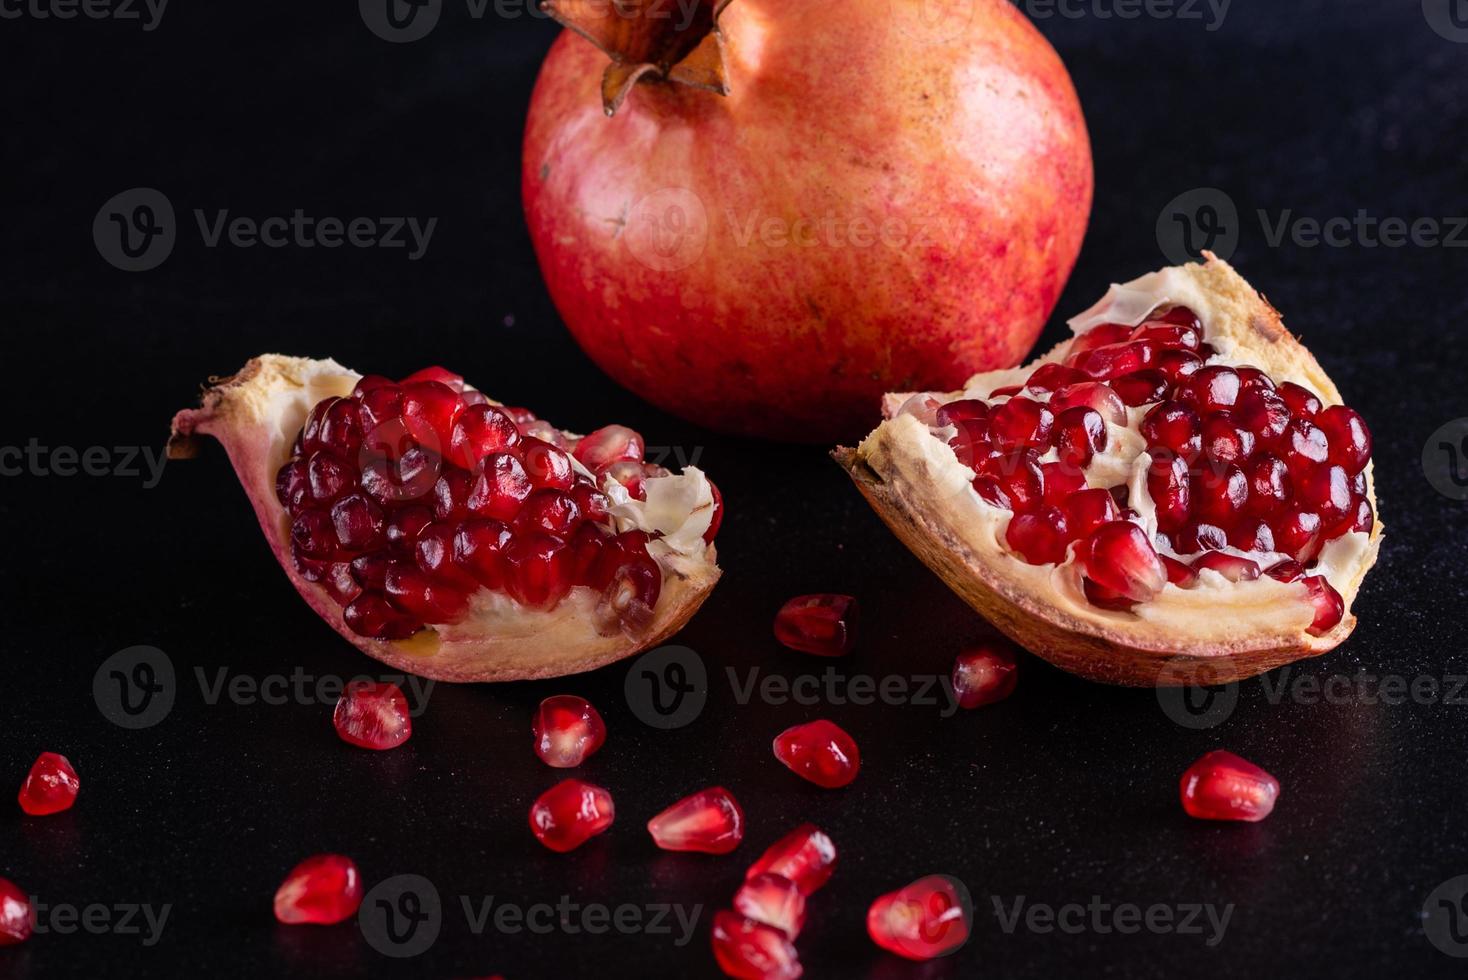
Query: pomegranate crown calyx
540,0,732,116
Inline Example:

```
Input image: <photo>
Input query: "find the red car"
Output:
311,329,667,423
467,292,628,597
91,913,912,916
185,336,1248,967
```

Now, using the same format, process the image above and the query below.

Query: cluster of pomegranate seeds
528,778,615,852
332,681,412,750
866,875,972,961
923,307,1369,631
17,752,79,816
273,854,363,925
951,640,1020,709
531,695,607,768
647,786,745,854
275,367,720,640
0,878,31,946
772,594,858,656
771,720,860,789
1179,750,1280,822
712,825,836,978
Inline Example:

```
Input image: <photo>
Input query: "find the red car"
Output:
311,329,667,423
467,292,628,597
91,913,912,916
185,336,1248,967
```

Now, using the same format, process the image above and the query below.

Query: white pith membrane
169,355,721,682
843,256,1382,684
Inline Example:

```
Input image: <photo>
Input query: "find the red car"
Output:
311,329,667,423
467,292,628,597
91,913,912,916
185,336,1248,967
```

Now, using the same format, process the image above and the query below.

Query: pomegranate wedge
836,256,1381,686
170,356,721,681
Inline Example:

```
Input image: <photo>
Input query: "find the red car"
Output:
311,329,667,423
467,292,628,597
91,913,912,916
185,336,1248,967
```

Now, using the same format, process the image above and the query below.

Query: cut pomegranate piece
952,641,1019,708
531,695,606,768
987,397,1053,452
1005,506,1071,565
710,911,802,980
646,786,745,854
867,875,972,961
0,878,31,946
734,873,806,939
1179,750,1279,822
529,779,615,852
773,594,857,657
1083,522,1166,603
333,681,412,750
1302,576,1344,635
746,825,837,895
17,752,79,816
772,720,860,789
273,854,363,925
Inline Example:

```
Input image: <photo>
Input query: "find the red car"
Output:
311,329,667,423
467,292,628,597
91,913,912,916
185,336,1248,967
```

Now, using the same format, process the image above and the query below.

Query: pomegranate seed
711,911,802,980
1049,381,1127,425
1228,519,1275,553
1297,464,1352,524
1265,559,1305,582
946,419,993,468
1269,509,1324,563
1190,552,1261,582
976,450,1045,513
1234,388,1290,443
401,366,465,390
972,476,1012,510
1005,505,1071,565
385,504,433,553
573,424,645,471
1068,322,1132,354
532,695,606,768
517,488,583,536
772,719,860,789
414,521,477,590
1179,365,1240,412
520,437,575,490
1174,521,1228,555
1134,321,1200,351
1054,406,1106,469
934,398,989,426
385,561,470,623
529,779,615,852
276,458,310,512
1082,522,1166,603
1023,362,1086,394
1039,462,1086,506
467,452,533,520
322,561,362,605
1236,365,1275,392
329,492,386,553
1278,381,1322,418
1161,555,1198,587
1243,454,1291,518
647,786,745,854
867,875,972,961
1072,340,1155,380
773,594,857,657
746,824,837,895
306,450,353,503
1192,463,1247,527
1083,577,1138,610
0,878,31,946
1111,369,1170,407
1278,417,1330,479
343,592,420,639
1200,411,1255,464
595,541,663,633
990,384,1022,398
1179,750,1279,822
448,404,519,470
454,518,513,589
401,380,463,450
1328,495,1374,539
1303,575,1345,635
333,681,412,750
734,874,806,939
357,383,407,433
703,480,724,542
1140,402,1201,460
504,532,573,608
360,447,439,506
1156,349,1203,385
273,854,363,925
951,641,1019,708
987,397,1053,452
1063,487,1120,539
17,752,79,816
1315,405,1372,474
1147,454,1192,533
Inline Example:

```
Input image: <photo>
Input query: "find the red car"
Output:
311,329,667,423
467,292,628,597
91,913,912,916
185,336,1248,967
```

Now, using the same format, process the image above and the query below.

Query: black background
3,0,1468,977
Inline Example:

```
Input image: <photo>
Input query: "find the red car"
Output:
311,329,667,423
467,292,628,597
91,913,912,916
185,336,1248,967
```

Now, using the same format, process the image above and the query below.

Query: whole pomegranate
523,0,1092,442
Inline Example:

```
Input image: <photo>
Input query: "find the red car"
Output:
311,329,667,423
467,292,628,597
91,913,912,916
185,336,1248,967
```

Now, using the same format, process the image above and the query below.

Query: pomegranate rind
169,355,721,682
836,256,1381,686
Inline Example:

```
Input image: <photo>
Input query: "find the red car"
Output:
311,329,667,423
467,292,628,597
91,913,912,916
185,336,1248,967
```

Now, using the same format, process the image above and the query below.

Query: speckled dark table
4,1,1468,976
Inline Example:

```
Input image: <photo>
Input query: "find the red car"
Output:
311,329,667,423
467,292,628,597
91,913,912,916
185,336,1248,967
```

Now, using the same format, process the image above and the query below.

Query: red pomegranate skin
523,0,1093,442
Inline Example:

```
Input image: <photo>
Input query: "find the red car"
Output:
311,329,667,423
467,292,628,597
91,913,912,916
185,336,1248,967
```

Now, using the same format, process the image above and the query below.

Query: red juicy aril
867,875,972,961
18,752,79,816
773,594,857,657
333,681,412,751
529,779,615,852
746,825,837,896
0,879,31,946
1179,750,1280,822
710,910,802,980
733,874,806,940
772,720,860,789
273,854,363,925
952,641,1020,709
532,695,606,768
647,786,745,854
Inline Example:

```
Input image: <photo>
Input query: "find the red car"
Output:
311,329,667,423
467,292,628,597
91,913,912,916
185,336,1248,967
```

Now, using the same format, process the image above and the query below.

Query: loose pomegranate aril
1054,406,1106,468
1270,509,1324,563
1303,575,1345,635
734,873,806,939
934,398,989,426
1083,521,1166,603
1179,750,1279,823
1023,362,1086,394
529,778,615,852
987,397,1053,452
573,424,645,471
1063,487,1120,539
1278,381,1322,418
18,752,79,816
772,720,860,789
1192,463,1247,527
710,911,802,980
746,824,837,896
867,875,972,961
1243,454,1291,518
1190,552,1261,583
333,681,412,750
1147,454,1192,533
977,450,1045,514
1315,405,1372,474
1049,381,1127,425
532,695,606,768
1140,402,1202,461
647,786,745,854
1179,365,1241,412
1005,505,1071,565
1297,464,1352,524
1111,369,1170,407
773,594,858,657
448,404,520,470
952,640,1019,708
0,878,31,946
273,854,364,925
